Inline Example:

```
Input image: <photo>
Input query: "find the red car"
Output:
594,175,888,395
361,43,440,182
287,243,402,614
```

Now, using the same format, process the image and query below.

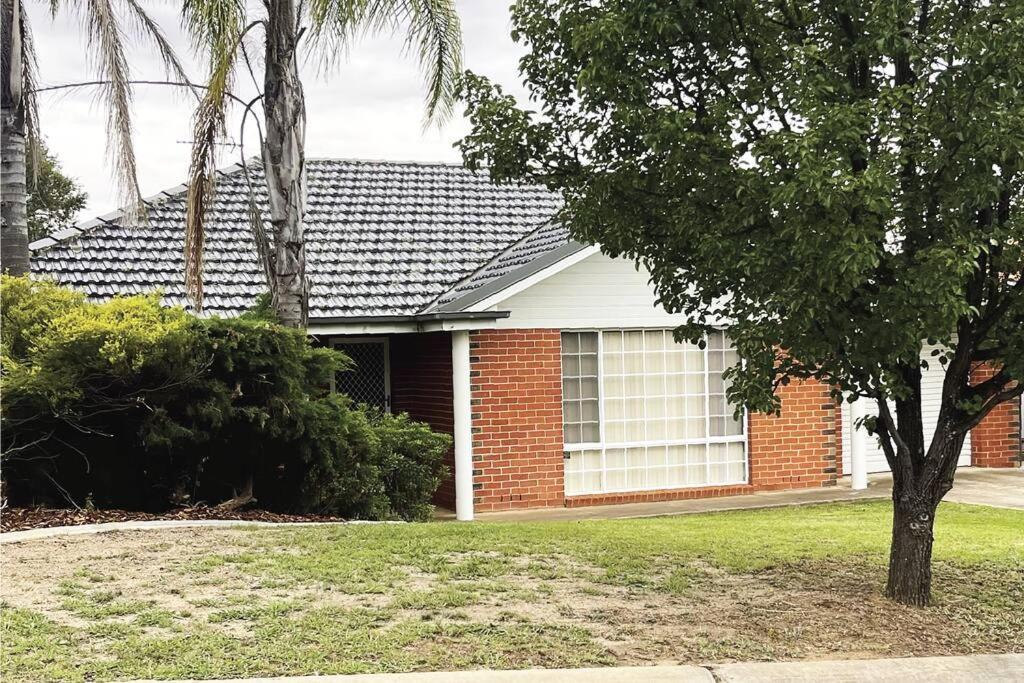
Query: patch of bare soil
0,528,380,636
527,560,1024,663
0,506,346,533
1,529,1020,664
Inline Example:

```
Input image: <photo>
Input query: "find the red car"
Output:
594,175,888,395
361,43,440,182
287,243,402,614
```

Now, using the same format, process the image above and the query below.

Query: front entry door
332,338,391,410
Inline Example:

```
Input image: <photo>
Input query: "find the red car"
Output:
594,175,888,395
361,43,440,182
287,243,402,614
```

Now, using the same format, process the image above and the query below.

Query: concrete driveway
941,468,1024,509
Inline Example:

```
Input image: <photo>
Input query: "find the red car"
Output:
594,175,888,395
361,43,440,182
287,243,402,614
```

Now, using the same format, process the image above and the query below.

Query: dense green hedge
0,277,450,520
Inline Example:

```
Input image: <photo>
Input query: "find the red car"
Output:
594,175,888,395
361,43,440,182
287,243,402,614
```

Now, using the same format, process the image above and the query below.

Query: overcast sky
27,1,528,218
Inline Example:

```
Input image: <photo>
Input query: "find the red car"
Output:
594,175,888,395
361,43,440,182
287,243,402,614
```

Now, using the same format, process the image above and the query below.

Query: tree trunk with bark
878,369,971,606
262,0,307,328
1,0,29,276
885,485,937,606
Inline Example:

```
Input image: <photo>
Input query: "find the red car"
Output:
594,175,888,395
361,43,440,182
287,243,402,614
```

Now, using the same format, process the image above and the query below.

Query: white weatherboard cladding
488,252,718,329
842,343,971,474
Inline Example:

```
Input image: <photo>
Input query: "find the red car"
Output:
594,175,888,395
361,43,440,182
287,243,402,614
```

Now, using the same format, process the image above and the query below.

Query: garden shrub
1,276,450,520
367,409,451,521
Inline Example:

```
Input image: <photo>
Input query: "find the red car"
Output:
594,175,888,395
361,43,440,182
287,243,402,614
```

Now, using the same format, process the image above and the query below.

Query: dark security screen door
333,339,390,410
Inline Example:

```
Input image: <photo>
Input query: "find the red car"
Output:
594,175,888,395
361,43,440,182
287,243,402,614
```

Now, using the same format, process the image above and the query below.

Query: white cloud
26,0,528,218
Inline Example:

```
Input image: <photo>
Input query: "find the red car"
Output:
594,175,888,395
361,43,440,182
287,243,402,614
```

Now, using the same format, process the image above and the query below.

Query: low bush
0,276,450,521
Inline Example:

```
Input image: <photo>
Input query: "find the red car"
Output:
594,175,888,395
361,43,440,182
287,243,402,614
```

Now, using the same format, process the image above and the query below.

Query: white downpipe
850,397,868,491
452,330,474,521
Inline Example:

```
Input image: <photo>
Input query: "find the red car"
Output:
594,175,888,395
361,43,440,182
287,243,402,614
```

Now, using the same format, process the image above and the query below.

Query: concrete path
0,518,396,545
132,653,1024,683
470,467,1022,522
712,653,1024,681
3,468,1018,543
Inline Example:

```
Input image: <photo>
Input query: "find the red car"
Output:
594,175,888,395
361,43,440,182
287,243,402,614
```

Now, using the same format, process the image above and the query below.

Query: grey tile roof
429,222,586,312
30,159,564,319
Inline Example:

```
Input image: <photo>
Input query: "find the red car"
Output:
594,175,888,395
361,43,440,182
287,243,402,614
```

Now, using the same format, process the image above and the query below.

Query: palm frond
181,1,252,308
118,0,197,99
82,0,145,223
395,0,462,124
19,0,42,185
181,0,246,52
305,0,462,124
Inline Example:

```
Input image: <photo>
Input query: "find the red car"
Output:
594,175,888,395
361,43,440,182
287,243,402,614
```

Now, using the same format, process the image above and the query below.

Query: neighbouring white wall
488,252,705,330
841,342,972,474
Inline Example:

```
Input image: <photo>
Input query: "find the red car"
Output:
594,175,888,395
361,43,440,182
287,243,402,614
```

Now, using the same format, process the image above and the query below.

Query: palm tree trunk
262,0,307,328
1,0,29,275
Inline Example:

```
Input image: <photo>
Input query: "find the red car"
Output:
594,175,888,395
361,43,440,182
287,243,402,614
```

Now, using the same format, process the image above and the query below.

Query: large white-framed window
562,329,746,496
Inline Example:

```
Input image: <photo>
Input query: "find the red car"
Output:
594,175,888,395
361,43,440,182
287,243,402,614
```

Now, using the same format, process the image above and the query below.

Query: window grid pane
562,329,746,495
561,332,600,445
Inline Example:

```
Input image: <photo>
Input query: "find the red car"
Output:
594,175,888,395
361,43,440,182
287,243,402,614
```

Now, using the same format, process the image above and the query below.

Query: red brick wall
969,365,1021,468
467,329,838,511
748,379,839,490
834,403,845,475
389,332,456,508
469,329,565,511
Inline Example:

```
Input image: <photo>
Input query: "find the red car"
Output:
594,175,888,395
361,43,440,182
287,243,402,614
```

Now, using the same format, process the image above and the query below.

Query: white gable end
488,251,694,330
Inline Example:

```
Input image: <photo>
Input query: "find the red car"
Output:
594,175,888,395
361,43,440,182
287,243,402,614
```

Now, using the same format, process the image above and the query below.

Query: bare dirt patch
2,526,1021,669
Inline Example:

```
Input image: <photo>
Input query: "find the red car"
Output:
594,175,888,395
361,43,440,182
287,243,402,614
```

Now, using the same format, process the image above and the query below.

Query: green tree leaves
459,0,1023,419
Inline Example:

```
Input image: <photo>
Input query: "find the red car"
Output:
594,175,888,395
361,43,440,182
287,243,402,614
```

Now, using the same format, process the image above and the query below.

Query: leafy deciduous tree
26,141,87,241
459,0,1023,605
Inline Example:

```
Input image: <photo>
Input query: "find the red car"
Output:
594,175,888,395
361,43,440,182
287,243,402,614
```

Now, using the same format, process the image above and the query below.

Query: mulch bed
0,506,347,533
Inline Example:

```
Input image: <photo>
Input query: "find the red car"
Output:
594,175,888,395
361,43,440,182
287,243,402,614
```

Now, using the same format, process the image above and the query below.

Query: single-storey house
30,159,1022,519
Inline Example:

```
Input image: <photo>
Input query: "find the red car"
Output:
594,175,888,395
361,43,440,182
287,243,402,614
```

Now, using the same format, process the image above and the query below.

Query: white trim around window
561,329,748,497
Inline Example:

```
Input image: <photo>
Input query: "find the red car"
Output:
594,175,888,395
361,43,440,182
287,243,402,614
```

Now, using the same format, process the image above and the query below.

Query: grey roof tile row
30,159,565,319
430,222,585,311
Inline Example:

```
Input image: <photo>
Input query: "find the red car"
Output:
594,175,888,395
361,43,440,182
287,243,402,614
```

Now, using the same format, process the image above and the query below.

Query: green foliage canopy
0,277,450,520
27,143,88,242
459,0,1023,428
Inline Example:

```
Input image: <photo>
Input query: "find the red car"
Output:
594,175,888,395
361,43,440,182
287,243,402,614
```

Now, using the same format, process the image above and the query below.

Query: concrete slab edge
129,665,715,683
124,655,1024,683
0,518,401,544
710,653,1024,682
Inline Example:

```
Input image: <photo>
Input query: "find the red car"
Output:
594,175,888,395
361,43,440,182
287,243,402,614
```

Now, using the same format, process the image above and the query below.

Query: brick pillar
469,329,565,511
748,378,839,490
970,365,1021,468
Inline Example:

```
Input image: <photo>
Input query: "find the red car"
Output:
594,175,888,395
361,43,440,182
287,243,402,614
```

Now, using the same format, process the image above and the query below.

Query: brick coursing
748,379,840,490
389,332,456,508
469,329,565,511
467,329,840,511
969,364,1022,468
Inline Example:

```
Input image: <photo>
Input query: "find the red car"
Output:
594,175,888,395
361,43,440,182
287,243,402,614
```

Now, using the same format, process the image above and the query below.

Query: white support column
452,330,474,521
850,397,868,491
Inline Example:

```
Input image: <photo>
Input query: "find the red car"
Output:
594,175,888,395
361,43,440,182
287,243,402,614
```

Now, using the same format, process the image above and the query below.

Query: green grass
2,501,1022,682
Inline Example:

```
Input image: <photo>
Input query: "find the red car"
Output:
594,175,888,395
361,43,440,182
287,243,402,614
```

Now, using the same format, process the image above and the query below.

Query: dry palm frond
118,0,198,100
181,0,253,308
81,0,146,224
19,0,42,184
184,96,223,309
304,0,462,125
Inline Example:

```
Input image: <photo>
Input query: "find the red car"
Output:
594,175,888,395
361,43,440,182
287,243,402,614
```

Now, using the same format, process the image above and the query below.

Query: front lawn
2,501,1022,681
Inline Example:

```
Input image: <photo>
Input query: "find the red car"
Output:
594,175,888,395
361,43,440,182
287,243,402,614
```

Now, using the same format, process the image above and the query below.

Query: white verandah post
452,330,474,520
851,397,868,491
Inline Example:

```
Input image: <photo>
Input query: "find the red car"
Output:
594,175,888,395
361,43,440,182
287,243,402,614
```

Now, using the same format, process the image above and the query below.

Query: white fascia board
309,318,502,336
465,244,602,313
